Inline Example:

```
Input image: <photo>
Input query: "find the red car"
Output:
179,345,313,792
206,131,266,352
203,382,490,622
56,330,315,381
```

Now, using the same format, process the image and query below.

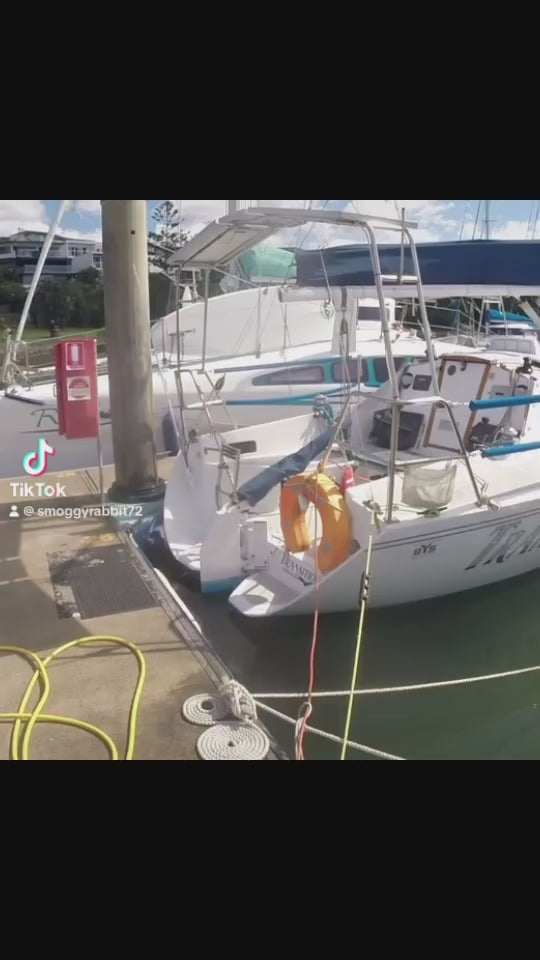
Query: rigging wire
472,200,482,240
291,199,330,250
533,202,540,240
527,200,540,239
459,200,470,241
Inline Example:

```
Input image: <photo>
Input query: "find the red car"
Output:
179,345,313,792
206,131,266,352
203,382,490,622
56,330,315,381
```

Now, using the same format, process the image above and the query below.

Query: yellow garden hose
0,637,146,761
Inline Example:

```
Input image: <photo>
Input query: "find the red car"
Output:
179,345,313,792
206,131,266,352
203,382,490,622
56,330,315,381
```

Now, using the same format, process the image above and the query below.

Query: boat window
252,365,325,386
331,358,368,383
490,325,533,337
357,306,383,322
370,409,424,451
489,336,537,355
413,375,432,392
372,356,408,384
331,356,409,387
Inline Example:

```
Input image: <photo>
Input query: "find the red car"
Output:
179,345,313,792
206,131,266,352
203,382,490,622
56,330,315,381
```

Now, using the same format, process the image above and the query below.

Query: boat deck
351,448,540,525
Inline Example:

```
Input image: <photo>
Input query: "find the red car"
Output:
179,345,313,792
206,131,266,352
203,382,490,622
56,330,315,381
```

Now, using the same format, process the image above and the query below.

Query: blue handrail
482,441,540,458
470,395,540,411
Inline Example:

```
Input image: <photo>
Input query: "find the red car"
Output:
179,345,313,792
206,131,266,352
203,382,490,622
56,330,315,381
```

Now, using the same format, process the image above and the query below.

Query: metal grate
49,545,158,620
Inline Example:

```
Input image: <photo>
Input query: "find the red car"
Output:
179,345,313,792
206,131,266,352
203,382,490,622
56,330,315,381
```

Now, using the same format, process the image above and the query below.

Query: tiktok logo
23,438,56,477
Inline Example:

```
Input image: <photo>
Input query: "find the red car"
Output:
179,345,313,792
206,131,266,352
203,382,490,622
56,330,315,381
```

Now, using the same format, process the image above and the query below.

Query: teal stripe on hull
201,576,243,594
227,387,348,407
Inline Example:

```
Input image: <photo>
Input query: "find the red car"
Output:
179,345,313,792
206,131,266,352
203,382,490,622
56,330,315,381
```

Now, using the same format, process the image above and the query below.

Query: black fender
162,410,180,456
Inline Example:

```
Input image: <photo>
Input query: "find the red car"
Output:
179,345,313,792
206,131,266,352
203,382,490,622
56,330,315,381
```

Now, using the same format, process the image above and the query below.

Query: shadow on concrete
0,516,92,654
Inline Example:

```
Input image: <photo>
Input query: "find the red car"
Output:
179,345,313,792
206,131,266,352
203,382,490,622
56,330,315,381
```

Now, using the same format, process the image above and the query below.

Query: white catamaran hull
164,413,329,576
1,334,423,474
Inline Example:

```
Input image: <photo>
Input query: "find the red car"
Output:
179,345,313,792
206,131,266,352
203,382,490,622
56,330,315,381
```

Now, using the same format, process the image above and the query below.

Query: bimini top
169,210,540,299
167,207,417,270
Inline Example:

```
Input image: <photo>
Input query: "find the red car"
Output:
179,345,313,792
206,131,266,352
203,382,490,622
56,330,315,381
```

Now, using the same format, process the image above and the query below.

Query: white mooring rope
252,663,540,701
255,700,404,760
183,666,540,761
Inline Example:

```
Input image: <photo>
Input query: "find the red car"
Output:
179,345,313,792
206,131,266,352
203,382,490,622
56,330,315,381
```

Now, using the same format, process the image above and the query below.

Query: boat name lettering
413,542,437,558
31,408,58,429
281,553,317,586
466,521,540,571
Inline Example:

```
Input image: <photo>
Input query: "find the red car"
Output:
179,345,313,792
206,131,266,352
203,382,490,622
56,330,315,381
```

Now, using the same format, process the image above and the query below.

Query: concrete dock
0,459,237,761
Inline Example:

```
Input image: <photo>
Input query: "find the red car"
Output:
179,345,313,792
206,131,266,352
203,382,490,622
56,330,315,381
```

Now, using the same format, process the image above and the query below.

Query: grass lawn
0,326,107,365
18,327,106,343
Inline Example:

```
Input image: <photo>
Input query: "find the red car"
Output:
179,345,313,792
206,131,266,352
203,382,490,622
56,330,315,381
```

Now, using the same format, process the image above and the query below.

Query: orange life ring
280,471,353,574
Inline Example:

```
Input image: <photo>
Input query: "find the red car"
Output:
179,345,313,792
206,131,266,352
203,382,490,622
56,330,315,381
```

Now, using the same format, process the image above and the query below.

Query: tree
0,267,21,284
31,276,105,331
75,266,101,287
149,272,177,321
33,279,74,330
148,200,190,274
0,278,26,312
69,279,104,329
69,268,104,328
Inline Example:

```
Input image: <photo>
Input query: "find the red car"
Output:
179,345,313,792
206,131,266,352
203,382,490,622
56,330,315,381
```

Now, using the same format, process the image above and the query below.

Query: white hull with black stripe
229,351,540,616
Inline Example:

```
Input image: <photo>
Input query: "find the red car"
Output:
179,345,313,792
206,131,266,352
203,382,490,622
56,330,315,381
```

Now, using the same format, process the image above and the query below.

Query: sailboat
203,208,540,616
150,205,540,615
161,209,540,594
228,347,540,615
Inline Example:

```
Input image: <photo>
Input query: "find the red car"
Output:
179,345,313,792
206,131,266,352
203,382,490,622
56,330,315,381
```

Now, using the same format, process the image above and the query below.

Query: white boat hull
230,487,540,617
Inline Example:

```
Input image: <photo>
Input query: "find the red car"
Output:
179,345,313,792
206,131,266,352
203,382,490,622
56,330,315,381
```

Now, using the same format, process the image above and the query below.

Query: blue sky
2,200,539,246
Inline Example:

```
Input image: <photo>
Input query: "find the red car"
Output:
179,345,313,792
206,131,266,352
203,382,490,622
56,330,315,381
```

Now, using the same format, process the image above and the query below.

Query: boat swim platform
0,459,277,761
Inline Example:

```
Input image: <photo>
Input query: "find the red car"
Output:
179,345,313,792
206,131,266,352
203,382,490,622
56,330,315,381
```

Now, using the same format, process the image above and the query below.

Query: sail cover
295,240,540,289
236,426,334,507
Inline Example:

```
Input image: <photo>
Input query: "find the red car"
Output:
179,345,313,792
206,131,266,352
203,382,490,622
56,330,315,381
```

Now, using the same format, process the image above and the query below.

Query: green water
175,569,540,760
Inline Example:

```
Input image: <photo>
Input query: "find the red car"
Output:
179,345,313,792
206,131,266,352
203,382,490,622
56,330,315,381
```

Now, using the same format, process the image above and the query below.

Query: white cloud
458,214,531,242
58,227,102,243
0,199,101,243
75,200,101,214
0,199,49,236
487,220,530,241
343,200,460,244
176,200,227,235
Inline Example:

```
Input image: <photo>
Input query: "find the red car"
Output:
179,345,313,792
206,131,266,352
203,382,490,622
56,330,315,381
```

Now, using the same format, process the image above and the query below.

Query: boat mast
0,199,71,387
484,200,491,240
14,199,71,344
